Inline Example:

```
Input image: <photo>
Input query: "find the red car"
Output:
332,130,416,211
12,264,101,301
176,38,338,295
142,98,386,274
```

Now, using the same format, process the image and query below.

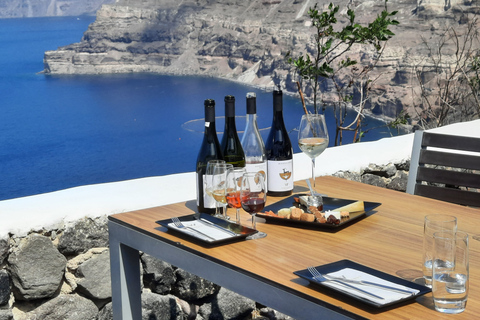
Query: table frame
109,219,366,320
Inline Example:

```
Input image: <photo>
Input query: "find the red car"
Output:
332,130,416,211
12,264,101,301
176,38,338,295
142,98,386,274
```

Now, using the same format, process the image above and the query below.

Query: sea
0,16,400,201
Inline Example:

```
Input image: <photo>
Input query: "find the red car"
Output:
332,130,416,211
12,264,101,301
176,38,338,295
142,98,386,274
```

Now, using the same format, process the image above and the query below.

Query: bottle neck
225,116,237,132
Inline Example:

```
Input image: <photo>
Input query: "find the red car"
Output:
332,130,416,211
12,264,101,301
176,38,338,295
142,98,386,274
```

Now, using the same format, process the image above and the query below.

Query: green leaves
286,1,399,144
287,1,398,90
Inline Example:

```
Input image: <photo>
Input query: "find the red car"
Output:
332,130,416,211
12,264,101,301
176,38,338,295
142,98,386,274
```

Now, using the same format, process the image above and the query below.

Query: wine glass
298,113,329,189
211,163,233,220
240,172,266,230
205,160,226,217
226,167,247,224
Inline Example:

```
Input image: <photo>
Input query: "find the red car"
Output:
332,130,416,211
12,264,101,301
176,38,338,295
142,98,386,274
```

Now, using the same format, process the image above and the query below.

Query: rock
8,234,66,301
22,294,98,320
198,287,255,320
259,306,296,320
172,268,219,301
141,254,176,295
396,160,410,171
0,309,13,320
0,239,8,265
0,0,114,18
97,302,113,320
58,216,109,255
361,174,387,188
141,291,186,320
0,270,11,306
387,170,409,192
384,163,398,177
332,171,361,182
363,163,390,178
75,249,111,300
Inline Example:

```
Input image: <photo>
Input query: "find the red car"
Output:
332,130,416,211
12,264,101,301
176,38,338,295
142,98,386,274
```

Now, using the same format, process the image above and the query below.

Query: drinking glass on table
211,163,233,220
432,231,469,314
205,160,226,218
298,114,328,189
226,167,246,224
240,172,266,230
423,214,457,287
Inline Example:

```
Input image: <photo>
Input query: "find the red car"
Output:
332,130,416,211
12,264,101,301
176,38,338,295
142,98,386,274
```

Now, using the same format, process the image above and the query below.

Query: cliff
43,0,480,119
0,0,114,18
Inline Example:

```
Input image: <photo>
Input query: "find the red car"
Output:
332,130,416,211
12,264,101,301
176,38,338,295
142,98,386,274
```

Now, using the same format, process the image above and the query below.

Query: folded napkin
322,268,419,305
168,220,235,241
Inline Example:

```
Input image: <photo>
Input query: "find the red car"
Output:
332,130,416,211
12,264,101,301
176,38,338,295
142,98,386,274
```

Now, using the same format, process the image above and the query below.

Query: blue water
0,16,399,201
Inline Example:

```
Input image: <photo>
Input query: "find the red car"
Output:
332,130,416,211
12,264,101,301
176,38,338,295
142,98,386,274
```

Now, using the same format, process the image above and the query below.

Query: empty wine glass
240,172,266,229
226,167,247,224
211,163,233,220
298,114,329,189
205,160,226,217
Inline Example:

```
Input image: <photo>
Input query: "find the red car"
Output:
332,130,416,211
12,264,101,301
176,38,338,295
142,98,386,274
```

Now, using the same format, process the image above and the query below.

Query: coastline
1,118,478,238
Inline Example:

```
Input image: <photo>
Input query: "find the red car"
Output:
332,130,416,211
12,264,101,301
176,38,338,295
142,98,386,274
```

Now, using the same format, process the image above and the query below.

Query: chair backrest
406,130,480,207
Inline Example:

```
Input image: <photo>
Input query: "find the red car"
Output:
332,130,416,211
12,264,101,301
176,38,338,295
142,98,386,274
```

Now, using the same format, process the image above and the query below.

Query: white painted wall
1,119,479,237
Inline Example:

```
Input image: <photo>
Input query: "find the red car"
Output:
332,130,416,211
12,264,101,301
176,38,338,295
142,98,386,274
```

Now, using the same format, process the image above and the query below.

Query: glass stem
311,158,316,188
223,204,228,220
252,213,257,229
236,208,240,224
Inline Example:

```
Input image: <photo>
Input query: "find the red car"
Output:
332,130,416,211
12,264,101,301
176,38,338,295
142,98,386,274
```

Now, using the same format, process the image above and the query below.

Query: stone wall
0,162,408,320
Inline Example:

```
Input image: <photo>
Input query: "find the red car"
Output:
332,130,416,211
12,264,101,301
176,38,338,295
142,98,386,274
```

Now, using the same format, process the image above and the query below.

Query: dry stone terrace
0,162,407,320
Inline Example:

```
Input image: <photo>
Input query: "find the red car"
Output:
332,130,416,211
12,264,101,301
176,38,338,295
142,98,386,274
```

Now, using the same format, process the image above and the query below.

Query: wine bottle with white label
221,95,246,168
265,88,293,196
241,92,267,184
196,99,223,214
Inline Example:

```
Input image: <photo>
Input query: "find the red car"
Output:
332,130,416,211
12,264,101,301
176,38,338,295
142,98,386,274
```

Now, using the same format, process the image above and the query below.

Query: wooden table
108,176,480,320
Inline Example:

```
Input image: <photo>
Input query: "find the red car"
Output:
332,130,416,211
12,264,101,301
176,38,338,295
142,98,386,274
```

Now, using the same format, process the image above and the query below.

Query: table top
109,176,480,319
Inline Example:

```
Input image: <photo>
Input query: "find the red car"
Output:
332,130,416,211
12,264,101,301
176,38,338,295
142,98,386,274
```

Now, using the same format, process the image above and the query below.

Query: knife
199,218,237,236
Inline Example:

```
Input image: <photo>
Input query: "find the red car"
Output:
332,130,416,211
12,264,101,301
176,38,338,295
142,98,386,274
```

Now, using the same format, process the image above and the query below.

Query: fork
171,217,215,241
307,266,384,300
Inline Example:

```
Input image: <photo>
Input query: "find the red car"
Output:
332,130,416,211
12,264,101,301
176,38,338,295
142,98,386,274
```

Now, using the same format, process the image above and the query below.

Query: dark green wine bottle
196,99,223,214
265,89,293,196
220,95,246,168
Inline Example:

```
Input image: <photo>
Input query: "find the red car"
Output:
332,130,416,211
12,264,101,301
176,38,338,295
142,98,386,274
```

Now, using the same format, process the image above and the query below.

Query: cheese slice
333,201,365,213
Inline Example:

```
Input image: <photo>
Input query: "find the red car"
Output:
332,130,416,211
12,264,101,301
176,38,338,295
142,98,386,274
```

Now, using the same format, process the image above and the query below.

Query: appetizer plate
294,260,431,308
258,194,381,229
156,213,257,246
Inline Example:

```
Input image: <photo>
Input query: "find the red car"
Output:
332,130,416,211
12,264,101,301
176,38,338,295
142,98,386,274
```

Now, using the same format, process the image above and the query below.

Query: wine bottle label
267,160,293,192
245,162,267,186
203,174,216,208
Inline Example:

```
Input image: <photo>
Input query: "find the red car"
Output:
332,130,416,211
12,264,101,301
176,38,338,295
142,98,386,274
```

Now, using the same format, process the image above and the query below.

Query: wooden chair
406,130,480,207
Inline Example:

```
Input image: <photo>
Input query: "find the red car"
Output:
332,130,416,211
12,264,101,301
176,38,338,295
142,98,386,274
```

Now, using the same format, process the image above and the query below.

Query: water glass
423,214,457,287
432,231,469,314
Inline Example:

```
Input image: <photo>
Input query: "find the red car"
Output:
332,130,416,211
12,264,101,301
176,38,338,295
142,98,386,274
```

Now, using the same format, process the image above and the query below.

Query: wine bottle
196,99,223,214
220,95,246,168
265,88,293,196
241,92,267,184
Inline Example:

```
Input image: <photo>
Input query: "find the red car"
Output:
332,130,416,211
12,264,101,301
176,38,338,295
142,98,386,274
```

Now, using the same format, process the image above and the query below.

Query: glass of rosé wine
226,167,246,224
240,172,266,230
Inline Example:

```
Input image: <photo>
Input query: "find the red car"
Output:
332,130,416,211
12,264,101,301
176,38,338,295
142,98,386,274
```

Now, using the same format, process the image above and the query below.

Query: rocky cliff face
43,0,480,120
0,0,114,18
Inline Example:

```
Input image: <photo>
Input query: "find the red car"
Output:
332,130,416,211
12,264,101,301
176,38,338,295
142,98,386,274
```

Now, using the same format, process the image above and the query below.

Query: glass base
246,231,267,240
434,298,467,314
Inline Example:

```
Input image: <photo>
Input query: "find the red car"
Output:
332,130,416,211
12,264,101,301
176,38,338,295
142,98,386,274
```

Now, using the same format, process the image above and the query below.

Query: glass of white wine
298,114,329,189
211,163,233,220
205,160,226,217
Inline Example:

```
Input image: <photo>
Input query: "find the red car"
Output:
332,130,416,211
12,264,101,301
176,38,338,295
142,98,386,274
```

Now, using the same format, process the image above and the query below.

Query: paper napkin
322,268,420,305
168,220,235,241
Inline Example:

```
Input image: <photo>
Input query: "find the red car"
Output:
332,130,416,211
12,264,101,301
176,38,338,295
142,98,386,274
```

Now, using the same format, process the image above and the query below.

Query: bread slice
333,201,365,213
